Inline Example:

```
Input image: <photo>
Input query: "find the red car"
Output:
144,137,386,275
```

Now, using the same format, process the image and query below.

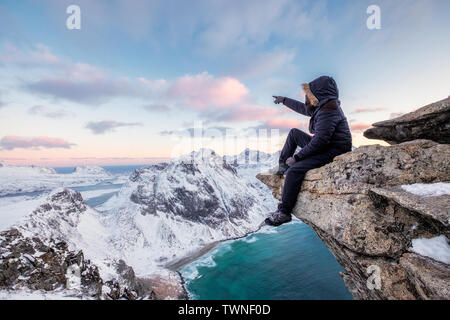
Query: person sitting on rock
267,76,353,226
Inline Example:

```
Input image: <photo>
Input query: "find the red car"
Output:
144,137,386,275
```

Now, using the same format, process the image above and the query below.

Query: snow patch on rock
401,182,450,197
410,235,450,264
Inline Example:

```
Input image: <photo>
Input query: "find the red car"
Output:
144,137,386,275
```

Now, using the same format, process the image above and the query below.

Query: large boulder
363,98,450,144
257,139,450,300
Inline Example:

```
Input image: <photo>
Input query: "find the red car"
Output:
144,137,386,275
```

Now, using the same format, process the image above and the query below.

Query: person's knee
289,128,301,136
285,166,305,179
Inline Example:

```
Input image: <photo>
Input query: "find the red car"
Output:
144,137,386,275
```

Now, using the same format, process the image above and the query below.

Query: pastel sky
0,0,449,166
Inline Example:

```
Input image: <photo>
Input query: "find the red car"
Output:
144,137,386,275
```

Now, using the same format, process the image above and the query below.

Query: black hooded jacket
283,76,352,160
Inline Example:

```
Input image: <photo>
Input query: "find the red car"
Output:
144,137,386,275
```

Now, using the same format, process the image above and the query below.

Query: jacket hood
303,76,339,107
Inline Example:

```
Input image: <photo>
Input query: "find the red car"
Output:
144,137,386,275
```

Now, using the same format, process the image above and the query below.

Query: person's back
312,99,352,155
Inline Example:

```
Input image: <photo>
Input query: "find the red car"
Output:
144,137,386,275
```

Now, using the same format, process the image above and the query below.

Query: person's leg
267,152,336,226
279,152,334,215
279,128,312,164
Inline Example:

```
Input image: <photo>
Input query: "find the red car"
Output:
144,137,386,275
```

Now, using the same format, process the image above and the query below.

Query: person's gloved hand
272,96,285,104
286,157,296,167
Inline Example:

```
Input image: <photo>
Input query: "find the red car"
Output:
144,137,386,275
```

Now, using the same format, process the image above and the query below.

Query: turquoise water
181,221,352,300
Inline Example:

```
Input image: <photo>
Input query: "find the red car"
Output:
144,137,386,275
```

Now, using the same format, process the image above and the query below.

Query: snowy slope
0,194,49,231
15,189,117,281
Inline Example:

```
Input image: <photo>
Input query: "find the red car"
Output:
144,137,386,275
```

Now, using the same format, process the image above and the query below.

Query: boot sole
264,217,292,227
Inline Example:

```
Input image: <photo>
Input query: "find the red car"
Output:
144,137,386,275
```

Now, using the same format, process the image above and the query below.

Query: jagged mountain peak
131,149,237,184
128,155,250,225
17,188,88,243
174,148,226,167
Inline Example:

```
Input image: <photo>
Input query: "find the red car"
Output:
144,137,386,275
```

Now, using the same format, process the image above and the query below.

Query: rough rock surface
399,253,450,300
0,228,109,298
363,98,450,144
257,139,450,300
370,186,449,233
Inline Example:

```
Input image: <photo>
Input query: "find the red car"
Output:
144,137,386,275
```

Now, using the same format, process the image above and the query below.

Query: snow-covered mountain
98,149,276,275
17,189,111,262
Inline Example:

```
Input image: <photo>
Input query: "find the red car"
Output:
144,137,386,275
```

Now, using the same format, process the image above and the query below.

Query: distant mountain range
0,163,113,197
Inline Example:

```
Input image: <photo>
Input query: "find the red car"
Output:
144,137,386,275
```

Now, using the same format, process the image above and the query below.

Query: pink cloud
353,107,386,113
265,117,303,129
10,45,249,110
139,77,169,92
25,76,135,104
167,72,248,110
8,44,139,105
64,62,106,82
85,120,143,134
217,104,280,122
28,105,73,119
0,43,61,68
350,123,372,132
0,136,76,150
5,44,137,105
32,43,61,65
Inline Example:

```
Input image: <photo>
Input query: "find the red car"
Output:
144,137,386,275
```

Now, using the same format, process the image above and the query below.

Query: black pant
279,128,343,215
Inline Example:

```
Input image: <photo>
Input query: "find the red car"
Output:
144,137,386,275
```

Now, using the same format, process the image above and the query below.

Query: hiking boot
275,162,289,176
265,210,292,227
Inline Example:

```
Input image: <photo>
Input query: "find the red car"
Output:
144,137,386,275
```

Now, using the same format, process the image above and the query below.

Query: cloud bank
0,135,76,150
85,120,143,134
